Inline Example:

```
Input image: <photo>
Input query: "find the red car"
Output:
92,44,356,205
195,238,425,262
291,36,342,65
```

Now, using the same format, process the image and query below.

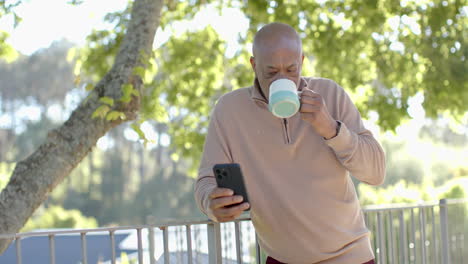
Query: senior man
194,22,385,264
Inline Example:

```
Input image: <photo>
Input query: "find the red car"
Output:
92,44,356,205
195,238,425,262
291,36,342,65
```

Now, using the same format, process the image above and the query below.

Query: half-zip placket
253,98,293,145
283,118,291,144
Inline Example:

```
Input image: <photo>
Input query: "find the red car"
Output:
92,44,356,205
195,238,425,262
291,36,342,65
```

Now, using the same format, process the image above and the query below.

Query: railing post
377,211,386,264
410,208,416,262
109,230,116,264
399,210,408,264
440,199,450,264
185,225,193,264
137,228,143,264
15,237,22,264
49,234,56,264
419,207,427,264
387,210,394,264
148,227,156,264
162,227,169,264
207,222,222,264
255,233,261,264
234,221,242,264
80,232,88,264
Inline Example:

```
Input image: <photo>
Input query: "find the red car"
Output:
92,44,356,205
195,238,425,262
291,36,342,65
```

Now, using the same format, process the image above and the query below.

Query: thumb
298,78,309,92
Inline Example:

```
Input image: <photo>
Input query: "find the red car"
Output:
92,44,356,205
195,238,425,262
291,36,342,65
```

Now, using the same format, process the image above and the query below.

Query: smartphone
213,163,250,210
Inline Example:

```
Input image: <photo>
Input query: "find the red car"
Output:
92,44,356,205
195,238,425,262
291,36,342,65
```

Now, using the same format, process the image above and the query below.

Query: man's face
250,44,304,100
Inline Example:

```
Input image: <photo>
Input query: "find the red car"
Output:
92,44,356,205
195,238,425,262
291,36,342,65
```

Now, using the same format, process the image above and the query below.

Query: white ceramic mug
268,79,301,118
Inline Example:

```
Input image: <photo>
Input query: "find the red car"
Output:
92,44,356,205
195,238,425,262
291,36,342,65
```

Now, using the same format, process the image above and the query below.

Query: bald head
252,22,302,57
249,23,304,100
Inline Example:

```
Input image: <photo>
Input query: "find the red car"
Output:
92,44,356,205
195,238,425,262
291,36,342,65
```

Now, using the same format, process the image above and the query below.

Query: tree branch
0,0,163,253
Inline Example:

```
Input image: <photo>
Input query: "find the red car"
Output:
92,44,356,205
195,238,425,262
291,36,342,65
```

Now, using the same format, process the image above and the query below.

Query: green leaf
85,83,94,91
91,105,110,119
121,83,135,103
106,111,126,121
67,0,84,6
131,123,146,140
132,66,146,79
99,96,114,106
121,95,131,103
0,32,19,63
67,47,77,62
73,60,82,76
122,83,133,94
13,14,22,28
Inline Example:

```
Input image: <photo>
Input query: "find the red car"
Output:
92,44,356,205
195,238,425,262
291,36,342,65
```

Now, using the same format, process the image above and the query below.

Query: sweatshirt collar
250,77,308,104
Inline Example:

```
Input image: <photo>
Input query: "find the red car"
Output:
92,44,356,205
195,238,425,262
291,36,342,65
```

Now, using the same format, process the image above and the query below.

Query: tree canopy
71,0,468,169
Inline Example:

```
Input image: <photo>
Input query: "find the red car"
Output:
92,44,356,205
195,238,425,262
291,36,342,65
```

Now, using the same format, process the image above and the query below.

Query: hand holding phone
205,163,250,222
205,188,250,222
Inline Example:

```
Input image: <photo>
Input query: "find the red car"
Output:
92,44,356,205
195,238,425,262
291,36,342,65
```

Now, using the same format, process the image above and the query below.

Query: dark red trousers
266,256,375,264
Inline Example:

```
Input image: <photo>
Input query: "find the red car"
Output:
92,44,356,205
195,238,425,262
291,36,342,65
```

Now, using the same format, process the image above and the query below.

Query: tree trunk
0,0,163,253
87,149,94,195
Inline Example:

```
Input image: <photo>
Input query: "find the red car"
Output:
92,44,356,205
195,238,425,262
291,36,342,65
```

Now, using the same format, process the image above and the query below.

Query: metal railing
364,198,467,264
0,198,466,264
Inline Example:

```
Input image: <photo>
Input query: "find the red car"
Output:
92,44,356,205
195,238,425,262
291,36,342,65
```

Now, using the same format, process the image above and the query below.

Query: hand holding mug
299,88,338,139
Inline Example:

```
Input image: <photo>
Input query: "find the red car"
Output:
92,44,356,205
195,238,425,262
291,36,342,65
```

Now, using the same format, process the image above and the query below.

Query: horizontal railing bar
154,215,253,227
1,199,466,240
0,217,254,239
438,198,468,204
0,226,154,239
363,199,468,211
363,204,438,212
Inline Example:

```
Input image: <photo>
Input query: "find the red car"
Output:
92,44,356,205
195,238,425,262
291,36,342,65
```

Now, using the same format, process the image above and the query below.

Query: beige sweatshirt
195,77,386,264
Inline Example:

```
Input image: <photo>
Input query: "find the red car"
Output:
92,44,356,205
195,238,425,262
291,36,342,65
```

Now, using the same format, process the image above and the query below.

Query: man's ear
301,54,305,63
250,56,256,70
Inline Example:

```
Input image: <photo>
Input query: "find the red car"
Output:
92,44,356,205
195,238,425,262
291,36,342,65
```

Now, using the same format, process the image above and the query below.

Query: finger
217,202,250,217
300,95,322,105
219,210,244,222
300,89,319,97
300,104,320,113
209,188,234,199
216,203,249,219
211,195,244,209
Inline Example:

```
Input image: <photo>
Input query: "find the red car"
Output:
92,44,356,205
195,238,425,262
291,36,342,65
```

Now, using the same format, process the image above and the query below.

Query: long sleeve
194,99,233,215
325,83,386,186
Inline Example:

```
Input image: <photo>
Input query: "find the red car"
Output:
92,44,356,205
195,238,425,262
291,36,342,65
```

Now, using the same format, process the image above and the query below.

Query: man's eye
268,72,277,76
288,68,297,73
